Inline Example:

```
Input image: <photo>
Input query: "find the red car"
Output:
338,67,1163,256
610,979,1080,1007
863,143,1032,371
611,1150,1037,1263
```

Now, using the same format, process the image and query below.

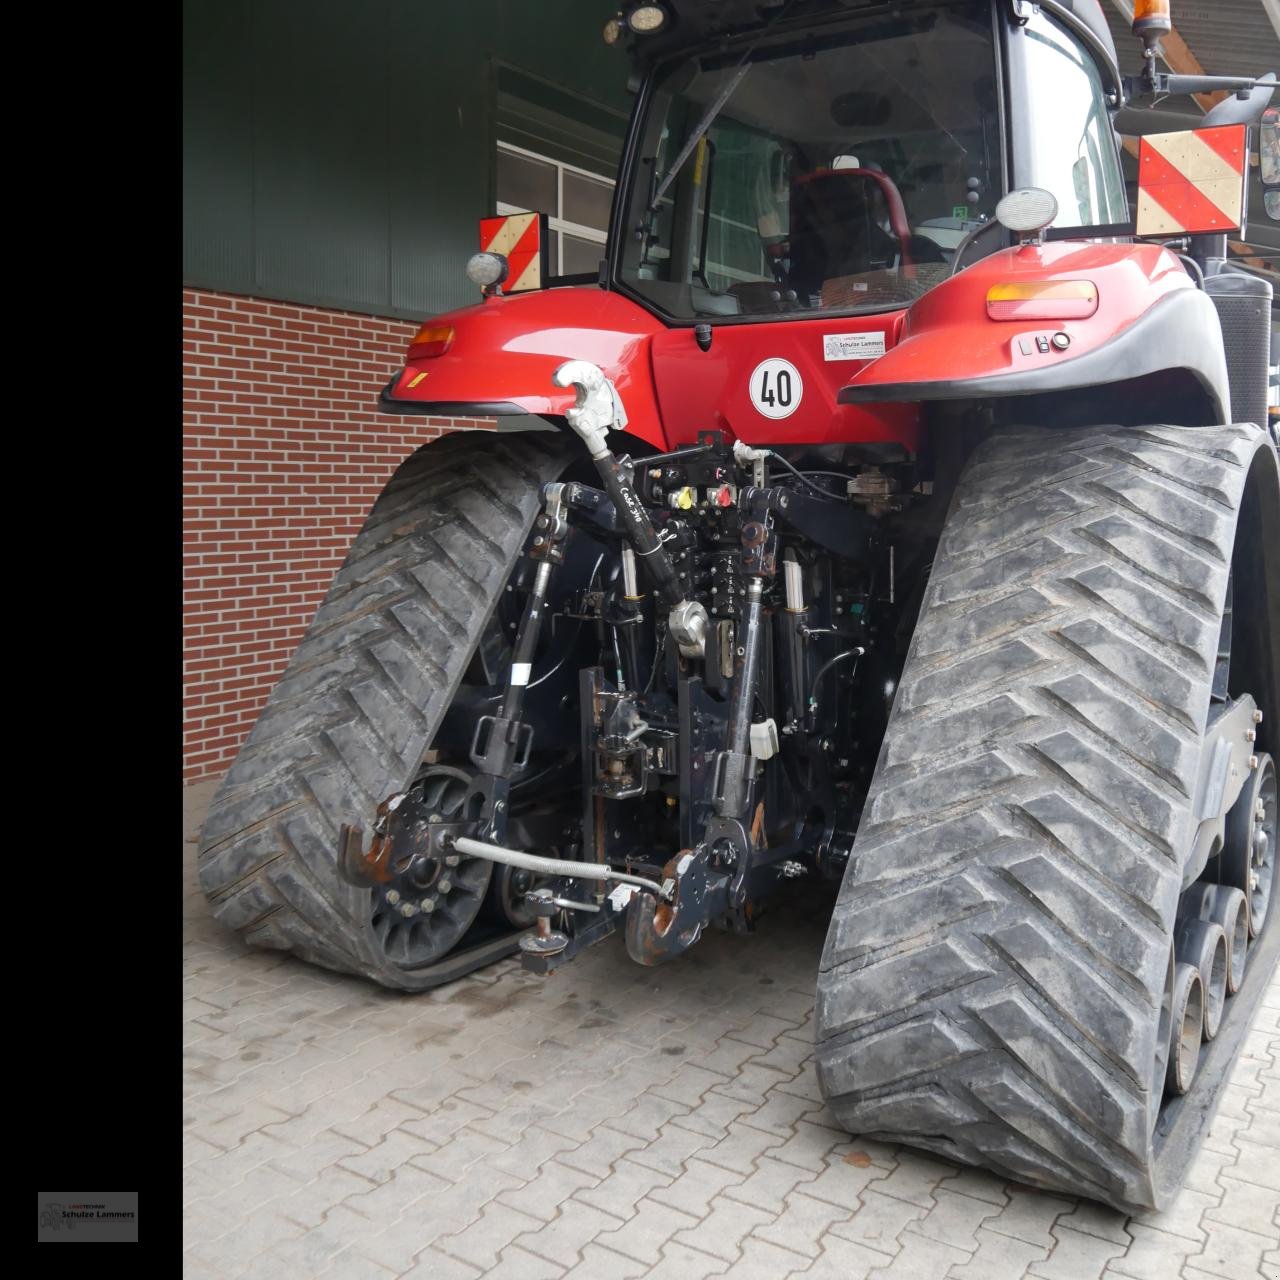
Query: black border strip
378,380,529,417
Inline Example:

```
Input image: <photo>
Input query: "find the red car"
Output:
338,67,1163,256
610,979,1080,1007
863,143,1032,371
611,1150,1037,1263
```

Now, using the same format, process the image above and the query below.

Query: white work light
626,4,668,33
995,187,1059,239
466,251,509,289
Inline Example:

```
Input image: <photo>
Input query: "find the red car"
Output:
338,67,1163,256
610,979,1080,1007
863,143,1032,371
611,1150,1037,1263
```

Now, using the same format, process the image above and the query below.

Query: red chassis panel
647,312,919,450
384,241,1193,453
385,287,919,452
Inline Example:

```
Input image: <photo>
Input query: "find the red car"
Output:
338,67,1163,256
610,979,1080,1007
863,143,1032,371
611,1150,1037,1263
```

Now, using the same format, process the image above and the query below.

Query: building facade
183,0,1279,782
183,0,629,779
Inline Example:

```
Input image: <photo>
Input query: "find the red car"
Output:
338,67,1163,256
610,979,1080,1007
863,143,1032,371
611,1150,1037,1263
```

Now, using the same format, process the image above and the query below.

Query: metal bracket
529,482,571,564
338,821,392,887
1187,695,1260,887
763,487,872,561
336,789,413,886
624,846,730,965
471,714,535,775
740,518,778,579
1008,0,1036,26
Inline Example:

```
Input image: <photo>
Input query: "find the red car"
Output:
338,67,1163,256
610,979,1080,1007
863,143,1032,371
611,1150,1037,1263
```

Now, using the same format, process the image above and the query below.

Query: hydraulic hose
451,836,667,897
809,648,865,708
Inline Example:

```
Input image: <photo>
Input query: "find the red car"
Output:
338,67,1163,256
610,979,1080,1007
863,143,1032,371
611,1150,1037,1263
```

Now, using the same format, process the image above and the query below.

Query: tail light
986,280,1098,321
408,324,455,358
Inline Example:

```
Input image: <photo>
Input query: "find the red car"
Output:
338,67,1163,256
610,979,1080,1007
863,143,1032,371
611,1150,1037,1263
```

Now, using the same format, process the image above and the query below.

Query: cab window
1020,12,1128,228
618,2,1001,321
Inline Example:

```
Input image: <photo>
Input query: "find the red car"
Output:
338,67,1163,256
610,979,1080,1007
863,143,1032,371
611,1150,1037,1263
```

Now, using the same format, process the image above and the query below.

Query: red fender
383,287,672,451
839,240,1199,402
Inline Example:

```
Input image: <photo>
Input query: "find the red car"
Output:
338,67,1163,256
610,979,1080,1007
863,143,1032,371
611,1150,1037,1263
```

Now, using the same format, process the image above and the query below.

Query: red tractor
199,0,1280,1211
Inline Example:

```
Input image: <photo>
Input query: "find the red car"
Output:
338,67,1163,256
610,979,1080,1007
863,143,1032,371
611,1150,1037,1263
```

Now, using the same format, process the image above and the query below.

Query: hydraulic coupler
552,360,711,660
553,361,695,634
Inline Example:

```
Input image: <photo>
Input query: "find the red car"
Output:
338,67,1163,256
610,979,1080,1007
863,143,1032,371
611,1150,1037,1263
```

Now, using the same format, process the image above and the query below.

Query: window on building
496,141,614,276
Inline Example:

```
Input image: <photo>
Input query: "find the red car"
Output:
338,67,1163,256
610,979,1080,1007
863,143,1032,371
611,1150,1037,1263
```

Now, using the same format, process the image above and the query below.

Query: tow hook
624,846,729,965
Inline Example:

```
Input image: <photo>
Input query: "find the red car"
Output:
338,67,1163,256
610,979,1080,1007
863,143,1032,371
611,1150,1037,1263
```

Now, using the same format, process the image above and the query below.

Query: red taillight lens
986,280,1098,321
408,324,454,358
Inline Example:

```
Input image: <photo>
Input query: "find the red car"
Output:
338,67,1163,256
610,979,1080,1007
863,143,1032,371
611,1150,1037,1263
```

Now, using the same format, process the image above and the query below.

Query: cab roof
631,0,1120,82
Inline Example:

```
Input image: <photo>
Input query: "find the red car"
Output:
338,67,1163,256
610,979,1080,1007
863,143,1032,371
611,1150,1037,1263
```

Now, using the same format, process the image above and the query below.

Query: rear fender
378,286,671,451
839,241,1231,425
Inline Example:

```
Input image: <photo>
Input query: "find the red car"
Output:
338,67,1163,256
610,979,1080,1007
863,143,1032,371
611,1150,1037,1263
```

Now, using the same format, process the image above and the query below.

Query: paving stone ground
183,780,1280,1279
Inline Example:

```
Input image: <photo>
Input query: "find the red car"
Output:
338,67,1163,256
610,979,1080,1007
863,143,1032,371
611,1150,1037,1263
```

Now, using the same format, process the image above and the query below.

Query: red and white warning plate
478,212,546,293
1135,124,1247,237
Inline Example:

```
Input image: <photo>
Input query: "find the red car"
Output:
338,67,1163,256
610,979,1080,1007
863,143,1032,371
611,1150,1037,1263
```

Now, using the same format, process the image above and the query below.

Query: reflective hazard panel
1135,124,1247,237
479,211,549,293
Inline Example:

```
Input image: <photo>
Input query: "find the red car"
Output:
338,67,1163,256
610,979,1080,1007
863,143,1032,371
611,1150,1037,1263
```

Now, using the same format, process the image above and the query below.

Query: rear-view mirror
1261,107,1280,220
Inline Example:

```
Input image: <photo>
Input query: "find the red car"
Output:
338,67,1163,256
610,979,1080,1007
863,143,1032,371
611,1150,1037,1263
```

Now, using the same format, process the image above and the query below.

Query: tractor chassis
339,407,871,976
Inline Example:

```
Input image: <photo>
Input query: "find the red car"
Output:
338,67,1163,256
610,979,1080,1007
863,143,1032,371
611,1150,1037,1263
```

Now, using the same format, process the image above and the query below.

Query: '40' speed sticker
749,358,803,419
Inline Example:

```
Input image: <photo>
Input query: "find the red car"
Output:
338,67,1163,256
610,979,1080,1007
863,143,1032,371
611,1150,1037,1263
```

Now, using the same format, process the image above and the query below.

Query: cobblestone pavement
184,780,1280,1279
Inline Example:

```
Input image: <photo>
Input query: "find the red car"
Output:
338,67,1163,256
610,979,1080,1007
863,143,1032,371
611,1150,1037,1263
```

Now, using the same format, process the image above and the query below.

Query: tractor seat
788,168,944,303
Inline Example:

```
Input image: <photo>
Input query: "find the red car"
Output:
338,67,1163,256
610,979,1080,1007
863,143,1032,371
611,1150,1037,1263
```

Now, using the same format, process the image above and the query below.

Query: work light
626,4,668,34
466,251,509,289
995,187,1059,239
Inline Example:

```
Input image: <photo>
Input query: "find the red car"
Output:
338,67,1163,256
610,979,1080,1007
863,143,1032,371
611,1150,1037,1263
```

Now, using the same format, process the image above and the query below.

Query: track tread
197,431,572,990
815,422,1275,1212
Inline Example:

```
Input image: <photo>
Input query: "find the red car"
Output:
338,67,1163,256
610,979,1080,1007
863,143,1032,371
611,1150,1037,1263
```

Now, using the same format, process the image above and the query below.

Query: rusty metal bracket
336,790,415,886
624,846,729,965
338,822,393,886
739,517,777,578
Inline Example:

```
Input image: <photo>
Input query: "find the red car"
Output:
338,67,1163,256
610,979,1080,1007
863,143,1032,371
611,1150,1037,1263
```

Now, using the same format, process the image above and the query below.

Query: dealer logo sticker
749,358,803,419
823,331,886,361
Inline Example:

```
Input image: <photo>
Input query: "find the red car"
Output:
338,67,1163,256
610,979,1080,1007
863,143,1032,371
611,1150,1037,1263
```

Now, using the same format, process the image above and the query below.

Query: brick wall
183,289,492,782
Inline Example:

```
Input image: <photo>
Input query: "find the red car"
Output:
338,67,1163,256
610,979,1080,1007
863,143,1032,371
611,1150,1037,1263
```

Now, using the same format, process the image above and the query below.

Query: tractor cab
620,0,1141,300
383,0,1271,448
617,1,1001,321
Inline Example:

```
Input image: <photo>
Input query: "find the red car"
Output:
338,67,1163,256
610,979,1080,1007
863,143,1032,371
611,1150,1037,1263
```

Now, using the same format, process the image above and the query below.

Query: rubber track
198,431,572,990
815,423,1277,1212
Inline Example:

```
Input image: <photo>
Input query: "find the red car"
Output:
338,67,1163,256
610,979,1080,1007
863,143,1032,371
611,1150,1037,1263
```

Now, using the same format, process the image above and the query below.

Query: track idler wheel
1174,918,1228,1041
1166,962,1205,1097
1208,886,1250,995
365,765,494,968
484,864,543,929
1223,753,1275,939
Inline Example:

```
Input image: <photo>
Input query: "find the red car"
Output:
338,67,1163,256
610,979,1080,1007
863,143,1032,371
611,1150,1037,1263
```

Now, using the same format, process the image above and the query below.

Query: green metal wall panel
253,3,391,311
183,0,632,320
496,65,627,177
388,2,496,317
183,0,255,294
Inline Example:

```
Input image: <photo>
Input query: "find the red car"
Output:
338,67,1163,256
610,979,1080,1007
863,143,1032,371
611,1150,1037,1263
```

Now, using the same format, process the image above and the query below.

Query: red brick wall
183,289,492,782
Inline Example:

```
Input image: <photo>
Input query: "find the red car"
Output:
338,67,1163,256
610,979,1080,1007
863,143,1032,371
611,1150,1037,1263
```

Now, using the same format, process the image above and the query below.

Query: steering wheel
792,167,915,267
